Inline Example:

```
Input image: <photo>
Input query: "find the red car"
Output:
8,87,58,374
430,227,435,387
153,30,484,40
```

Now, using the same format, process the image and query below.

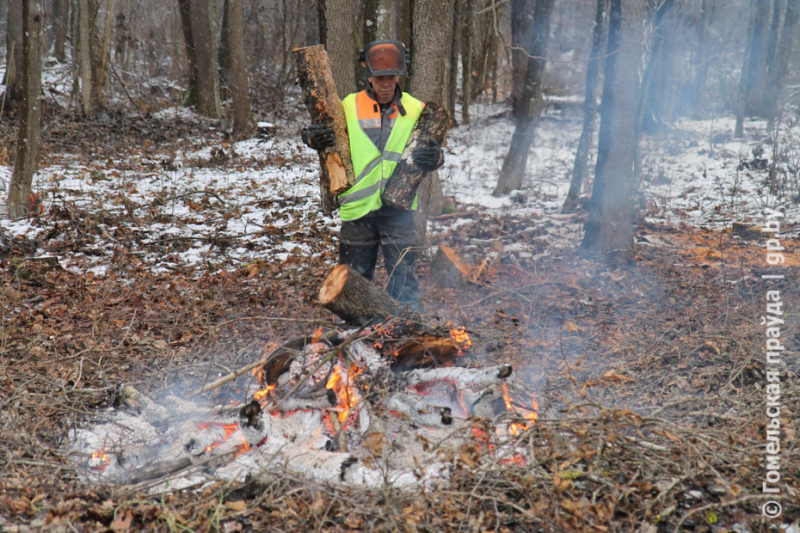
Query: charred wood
381,102,452,210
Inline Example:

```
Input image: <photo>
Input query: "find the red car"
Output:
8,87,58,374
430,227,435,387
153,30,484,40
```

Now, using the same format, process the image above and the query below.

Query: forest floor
0,82,799,531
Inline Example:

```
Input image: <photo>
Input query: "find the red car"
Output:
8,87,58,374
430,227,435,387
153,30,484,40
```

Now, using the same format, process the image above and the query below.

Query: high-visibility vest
339,90,424,221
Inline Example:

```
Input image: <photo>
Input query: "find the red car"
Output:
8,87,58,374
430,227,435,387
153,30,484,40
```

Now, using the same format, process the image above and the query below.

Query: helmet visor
364,42,407,77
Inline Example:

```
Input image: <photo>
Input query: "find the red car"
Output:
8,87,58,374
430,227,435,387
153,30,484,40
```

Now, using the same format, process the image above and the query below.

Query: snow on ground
2,96,798,277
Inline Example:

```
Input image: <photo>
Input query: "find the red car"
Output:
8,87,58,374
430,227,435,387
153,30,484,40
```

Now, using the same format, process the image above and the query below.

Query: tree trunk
8,0,43,221
226,0,254,138
460,0,473,124
446,0,461,115
581,0,644,261
177,0,198,105
637,0,674,135
744,0,770,116
493,0,554,197
765,0,798,128
190,0,222,118
409,0,452,246
763,0,781,96
563,0,608,214
509,0,534,113
2,0,25,113
53,0,70,63
690,0,712,115
362,0,380,44
318,0,357,98
218,0,231,98
89,0,115,110
77,0,93,115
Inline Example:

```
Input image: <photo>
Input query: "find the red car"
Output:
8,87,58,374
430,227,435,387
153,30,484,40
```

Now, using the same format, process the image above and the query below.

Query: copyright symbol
762,500,782,519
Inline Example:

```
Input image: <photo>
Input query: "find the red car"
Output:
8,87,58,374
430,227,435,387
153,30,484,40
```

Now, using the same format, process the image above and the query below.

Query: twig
191,356,268,397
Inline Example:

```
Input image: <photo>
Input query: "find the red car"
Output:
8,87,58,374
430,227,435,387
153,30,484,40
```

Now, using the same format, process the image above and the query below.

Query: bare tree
582,0,645,260
765,0,798,129
492,0,554,197
460,0,473,124
735,0,770,135
689,0,714,114
177,0,199,105
190,0,223,118
409,0,452,243
318,0,357,97
226,0,254,137
8,0,43,220
563,0,608,213
53,0,70,63
76,0,94,115
89,0,115,110
2,0,24,114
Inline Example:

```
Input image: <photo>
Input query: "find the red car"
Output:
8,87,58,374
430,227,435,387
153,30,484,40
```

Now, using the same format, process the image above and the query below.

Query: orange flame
90,449,111,473
449,327,472,355
326,364,362,424
253,383,275,401
501,384,538,435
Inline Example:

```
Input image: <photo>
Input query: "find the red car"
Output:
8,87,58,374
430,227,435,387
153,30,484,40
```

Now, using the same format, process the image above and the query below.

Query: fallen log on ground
293,45,355,214
318,264,399,326
381,102,451,210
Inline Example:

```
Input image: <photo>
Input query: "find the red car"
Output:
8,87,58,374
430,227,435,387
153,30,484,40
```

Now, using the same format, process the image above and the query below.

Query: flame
90,449,111,473
501,384,538,435
449,327,472,355
197,422,241,453
253,383,275,401
326,364,362,424
311,326,324,345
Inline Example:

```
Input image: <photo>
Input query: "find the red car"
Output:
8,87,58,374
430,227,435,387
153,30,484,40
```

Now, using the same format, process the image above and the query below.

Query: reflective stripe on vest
339,91,424,221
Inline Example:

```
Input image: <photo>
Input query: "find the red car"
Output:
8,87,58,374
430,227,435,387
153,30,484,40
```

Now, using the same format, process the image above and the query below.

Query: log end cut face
318,264,349,305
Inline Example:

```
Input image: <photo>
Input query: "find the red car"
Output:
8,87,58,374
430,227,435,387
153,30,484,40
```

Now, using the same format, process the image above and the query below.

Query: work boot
382,243,420,306
339,243,379,281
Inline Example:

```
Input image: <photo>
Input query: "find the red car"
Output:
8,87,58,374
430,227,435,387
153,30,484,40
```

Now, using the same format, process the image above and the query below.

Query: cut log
393,334,461,368
318,265,399,326
381,102,452,210
293,45,355,213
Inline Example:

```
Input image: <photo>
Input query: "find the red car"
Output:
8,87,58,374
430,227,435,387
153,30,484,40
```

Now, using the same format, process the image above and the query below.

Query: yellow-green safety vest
339,91,424,221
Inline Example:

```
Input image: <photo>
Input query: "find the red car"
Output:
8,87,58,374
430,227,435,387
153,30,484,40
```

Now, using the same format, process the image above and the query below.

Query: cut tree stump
293,45,355,214
381,102,452,210
318,265,399,326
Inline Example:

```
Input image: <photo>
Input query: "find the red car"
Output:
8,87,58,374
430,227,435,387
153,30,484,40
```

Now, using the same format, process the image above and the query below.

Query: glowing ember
501,384,538,435
449,327,472,354
326,364,362,424
90,449,111,473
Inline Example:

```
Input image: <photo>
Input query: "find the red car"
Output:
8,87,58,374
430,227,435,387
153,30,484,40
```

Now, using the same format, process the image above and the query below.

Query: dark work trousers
339,205,420,304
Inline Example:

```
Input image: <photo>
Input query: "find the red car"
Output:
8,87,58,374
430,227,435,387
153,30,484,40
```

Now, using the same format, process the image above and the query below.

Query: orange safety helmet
359,40,409,78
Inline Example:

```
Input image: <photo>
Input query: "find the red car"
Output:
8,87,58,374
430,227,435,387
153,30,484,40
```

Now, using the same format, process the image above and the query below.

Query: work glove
412,140,444,171
301,123,336,151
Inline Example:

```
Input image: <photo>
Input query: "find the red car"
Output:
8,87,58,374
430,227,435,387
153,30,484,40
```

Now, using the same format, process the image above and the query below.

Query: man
302,40,444,306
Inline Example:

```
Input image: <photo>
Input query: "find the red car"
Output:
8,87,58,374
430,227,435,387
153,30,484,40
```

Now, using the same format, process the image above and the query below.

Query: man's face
368,75,400,104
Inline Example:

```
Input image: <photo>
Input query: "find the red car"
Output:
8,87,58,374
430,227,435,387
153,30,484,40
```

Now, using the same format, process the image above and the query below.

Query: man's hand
301,123,336,151
412,140,444,171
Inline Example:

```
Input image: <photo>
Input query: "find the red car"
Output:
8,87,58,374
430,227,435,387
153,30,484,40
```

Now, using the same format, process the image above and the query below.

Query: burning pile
69,266,538,490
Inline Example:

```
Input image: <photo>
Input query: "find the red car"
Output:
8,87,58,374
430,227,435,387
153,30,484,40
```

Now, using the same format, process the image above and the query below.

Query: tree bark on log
318,265,399,326
381,102,451,210
293,45,355,214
